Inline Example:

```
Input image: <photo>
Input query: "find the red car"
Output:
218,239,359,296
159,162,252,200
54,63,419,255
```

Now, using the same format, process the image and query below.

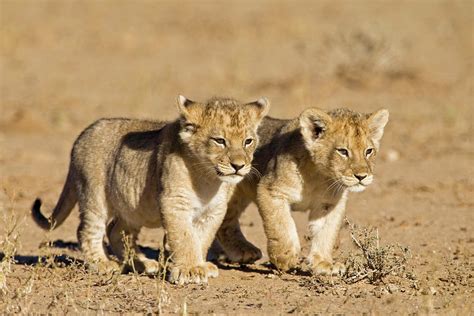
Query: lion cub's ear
177,95,202,142
367,109,389,147
299,108,332,146
176,95,203,121
246,97,270,121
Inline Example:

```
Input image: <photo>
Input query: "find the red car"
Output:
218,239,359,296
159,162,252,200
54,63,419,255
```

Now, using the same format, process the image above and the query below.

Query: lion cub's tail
31,168,77,230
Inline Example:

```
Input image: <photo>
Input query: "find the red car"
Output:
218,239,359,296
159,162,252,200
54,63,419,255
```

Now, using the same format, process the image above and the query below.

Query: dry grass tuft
0,193,36,313
121,231,138,274
0,200,173,313
155,246,172,314
300,219,416,298
343,219,412,285
0,193,23,295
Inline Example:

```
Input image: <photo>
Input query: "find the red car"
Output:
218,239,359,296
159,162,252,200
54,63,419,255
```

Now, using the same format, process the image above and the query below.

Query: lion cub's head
299,107,389,193
177,95,270,184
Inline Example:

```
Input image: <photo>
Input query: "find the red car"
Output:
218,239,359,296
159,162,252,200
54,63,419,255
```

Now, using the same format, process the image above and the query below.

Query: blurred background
1,0,472,238
2,1,472,120
2,0,472,202
0,1,472,313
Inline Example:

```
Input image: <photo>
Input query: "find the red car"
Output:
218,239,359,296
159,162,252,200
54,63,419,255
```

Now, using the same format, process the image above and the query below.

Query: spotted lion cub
32,95,269,284
216,107,389,275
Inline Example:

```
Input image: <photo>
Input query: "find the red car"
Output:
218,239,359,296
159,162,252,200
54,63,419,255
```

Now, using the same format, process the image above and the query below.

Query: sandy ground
1,0,473,314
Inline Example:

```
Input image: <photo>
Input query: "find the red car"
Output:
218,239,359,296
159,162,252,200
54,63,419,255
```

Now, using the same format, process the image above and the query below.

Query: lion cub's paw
312,260,333,275
134,258,161,275
202,262,219,278
331,262,346,276
143,259,161,275
226,243,263,264
310,255,346,276
168,262,219,285
88,259,121,274
269,243,300,271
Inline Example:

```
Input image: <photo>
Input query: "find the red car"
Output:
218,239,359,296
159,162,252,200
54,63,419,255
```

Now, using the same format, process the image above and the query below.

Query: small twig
376,228,380,249
345,271,370,283
346,218,376,271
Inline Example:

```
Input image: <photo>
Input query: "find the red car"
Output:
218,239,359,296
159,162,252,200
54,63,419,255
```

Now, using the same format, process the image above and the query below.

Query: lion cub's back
70,118,168,179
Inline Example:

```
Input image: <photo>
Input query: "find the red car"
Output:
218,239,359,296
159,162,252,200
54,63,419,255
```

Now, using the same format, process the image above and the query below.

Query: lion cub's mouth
215,167,246,184
347,183,368,192
218,173,244,184
342,176,373,192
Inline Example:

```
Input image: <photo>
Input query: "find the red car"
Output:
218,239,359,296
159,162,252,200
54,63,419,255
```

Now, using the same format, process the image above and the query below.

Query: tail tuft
31,198,53,230
33,198,42,212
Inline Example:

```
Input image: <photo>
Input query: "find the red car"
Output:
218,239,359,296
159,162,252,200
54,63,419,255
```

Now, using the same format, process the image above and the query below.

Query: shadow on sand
215,261,311,277
0,239,160,268
1,239,303,276
0,252,84,267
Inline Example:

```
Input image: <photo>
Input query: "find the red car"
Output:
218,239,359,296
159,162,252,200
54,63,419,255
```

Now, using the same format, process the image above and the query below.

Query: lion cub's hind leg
107,218,160,275
76,191,120,274
216,195,262,264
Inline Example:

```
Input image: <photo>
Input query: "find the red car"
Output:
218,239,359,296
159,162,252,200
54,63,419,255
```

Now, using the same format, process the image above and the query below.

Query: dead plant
343,218,412,284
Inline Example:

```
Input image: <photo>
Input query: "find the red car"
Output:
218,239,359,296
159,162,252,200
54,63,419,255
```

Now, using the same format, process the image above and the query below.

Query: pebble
386,284,398,294
421,286,437,295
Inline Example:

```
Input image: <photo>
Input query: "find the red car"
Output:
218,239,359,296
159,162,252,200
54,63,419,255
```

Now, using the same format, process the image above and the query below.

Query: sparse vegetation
343,219,412,285
299,219,417,300
0,193,22,296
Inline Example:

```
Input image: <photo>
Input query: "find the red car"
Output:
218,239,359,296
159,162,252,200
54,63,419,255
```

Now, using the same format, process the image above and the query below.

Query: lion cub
216,107,389,275
32,95,269,284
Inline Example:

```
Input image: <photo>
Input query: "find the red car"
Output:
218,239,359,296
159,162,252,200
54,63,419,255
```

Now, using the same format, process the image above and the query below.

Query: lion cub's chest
190,182,231,224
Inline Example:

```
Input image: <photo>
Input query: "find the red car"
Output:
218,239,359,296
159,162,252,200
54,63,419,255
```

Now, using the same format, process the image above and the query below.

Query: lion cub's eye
365,148,374,156
336,148,349,157
212,138,226,147
244,138,253,146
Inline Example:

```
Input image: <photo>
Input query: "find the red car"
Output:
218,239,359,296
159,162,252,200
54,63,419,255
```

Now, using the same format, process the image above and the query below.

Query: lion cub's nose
231,163,245,172
354,173,368,181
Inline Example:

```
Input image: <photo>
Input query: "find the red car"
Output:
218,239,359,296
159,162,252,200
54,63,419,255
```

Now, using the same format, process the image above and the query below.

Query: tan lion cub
32,96,269,284
216,107,389,275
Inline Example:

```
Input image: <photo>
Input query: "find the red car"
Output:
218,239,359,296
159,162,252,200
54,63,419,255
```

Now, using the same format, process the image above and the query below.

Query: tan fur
31,95,269,284
216,107,389,275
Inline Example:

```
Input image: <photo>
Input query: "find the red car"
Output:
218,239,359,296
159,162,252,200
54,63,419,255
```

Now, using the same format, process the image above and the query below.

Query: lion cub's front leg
160,157,224,285
257,186,301,271
161,199,220,285
216,194,262,264
307,193,348,276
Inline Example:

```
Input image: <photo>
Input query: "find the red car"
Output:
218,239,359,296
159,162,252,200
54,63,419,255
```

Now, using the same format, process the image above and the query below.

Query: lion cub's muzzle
215,161,250,184
343,174,374,192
